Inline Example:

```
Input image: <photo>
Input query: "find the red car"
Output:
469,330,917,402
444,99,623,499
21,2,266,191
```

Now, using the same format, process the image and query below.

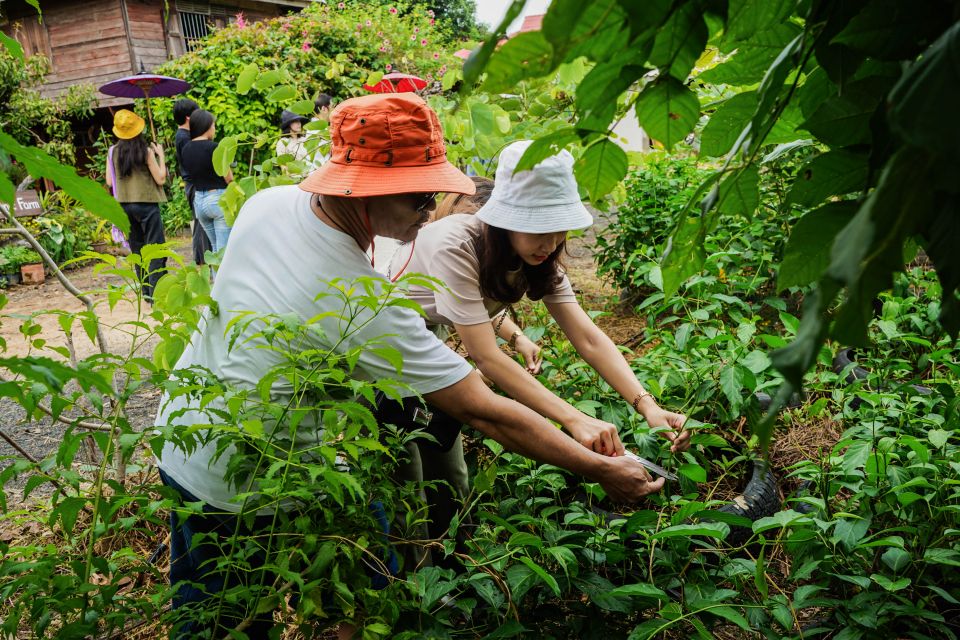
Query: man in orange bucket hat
154,94,662,638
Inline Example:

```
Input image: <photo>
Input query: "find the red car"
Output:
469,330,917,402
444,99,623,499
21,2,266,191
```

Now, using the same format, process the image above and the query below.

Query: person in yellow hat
105,108,168,301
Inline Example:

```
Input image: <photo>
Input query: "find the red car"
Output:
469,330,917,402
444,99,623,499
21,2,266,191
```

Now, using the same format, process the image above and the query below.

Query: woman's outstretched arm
546,301,691,453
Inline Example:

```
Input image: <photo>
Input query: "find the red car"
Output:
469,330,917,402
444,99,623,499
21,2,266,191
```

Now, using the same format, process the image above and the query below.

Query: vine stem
0,204,110,356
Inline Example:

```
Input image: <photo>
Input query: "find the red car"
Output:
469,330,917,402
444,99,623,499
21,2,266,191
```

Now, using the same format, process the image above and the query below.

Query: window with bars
179,11,210,52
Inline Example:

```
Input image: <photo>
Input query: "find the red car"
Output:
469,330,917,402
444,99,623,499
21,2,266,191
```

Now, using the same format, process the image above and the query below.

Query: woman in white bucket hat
391,140,690,483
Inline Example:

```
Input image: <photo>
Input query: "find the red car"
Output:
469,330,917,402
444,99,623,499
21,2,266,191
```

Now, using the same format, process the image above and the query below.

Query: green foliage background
150,1,461,144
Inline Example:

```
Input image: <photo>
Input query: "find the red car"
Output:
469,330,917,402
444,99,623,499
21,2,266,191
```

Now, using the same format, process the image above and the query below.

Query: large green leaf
266,84,297,103
574,139,628,202
575,59,645,133
482,32,555,94
236,62,258,95
0,171,14,206
661,216,707,296
0,131,128,232
888,21,960,160
724,0,794,43
545,0,630,63
744,31,804,155
796,67,836,120
253,69,283,91
699,23,802,86
0,31,24,62
651,522,729,539
788,149,869,207
634,77,699,150
469,101,495,137
827,148,934,346
700,92,756,157
212,135,239,177
800,76,891,147
514,128,579,173
778,201,858,291
717,165,759,217
461,0,526,93
649,3,708,80
832,0,949,60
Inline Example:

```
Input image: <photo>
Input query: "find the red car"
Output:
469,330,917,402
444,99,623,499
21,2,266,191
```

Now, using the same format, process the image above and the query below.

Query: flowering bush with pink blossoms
151,1,461,141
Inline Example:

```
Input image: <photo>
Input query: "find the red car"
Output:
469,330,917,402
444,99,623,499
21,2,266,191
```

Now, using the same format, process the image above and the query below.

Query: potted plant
18,247,45,285
2,246,44,285
0,251,16,287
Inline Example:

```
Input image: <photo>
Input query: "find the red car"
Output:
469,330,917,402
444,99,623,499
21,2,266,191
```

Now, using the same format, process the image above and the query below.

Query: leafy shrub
150,1,459,145
0,48,95,166
594,153,710,294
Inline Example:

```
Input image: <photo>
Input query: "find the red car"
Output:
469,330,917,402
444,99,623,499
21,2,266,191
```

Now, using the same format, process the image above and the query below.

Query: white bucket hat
475,140,593,233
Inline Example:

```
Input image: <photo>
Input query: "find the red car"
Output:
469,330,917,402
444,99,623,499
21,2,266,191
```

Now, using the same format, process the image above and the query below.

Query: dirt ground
0,234,193,497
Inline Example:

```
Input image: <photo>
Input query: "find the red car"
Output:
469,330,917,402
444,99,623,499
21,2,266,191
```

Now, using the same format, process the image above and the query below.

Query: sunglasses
413,192,438,213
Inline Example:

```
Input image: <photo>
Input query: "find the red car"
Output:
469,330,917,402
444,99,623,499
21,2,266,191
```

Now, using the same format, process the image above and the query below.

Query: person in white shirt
275,109,311,163
155,95,663,639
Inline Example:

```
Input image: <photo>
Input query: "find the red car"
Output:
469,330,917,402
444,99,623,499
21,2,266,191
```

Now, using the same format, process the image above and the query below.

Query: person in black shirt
173,99,212,265
181,109,233,255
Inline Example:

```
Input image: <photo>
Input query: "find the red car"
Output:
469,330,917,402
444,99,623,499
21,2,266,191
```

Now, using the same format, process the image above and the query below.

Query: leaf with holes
634,77,699,149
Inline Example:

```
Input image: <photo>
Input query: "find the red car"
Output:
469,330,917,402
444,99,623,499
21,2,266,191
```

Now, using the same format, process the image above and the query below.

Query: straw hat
475,140,592,233
299,93,475,197
112,109,145,140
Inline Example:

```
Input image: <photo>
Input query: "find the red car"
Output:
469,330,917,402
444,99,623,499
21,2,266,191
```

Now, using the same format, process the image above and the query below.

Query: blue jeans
159,470,397,639
193,188,230,254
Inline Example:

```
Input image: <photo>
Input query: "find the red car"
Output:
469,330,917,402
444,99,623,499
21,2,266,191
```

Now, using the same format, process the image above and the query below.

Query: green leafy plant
465,0,960,446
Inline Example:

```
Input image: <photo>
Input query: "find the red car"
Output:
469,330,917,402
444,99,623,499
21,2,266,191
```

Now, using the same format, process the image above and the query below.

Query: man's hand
642,406,691,453
599,455,665,502
566,415,625,457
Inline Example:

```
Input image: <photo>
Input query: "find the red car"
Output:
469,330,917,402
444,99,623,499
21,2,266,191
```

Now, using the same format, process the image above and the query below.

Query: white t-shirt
156,185,473,512
275,136,310,162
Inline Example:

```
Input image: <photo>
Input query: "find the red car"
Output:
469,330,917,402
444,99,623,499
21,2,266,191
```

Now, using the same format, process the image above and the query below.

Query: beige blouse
391,214,576,327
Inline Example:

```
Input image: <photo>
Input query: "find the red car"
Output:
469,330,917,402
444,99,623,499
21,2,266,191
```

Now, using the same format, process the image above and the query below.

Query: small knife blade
623,451,679,481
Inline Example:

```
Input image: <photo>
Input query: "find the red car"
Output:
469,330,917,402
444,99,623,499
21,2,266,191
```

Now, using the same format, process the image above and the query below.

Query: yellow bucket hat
113,109,145,139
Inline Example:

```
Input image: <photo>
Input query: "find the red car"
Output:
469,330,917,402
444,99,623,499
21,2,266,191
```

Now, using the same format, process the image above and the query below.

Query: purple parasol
99,73,191,139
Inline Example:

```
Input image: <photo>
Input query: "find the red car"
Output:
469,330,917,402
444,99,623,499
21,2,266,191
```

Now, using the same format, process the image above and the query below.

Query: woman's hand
150,142,165,161
641,406,691,453
566,415,625,457
514,334,543,374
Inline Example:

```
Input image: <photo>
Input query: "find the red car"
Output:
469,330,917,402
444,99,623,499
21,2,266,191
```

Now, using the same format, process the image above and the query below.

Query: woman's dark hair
114,135,148,178
315,93,333,111
475,222,566,303
188,109,216,139
173,98,200,125
433,176,495,221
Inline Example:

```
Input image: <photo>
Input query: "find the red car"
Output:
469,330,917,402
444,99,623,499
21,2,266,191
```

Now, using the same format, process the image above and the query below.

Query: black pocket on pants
374,393,462,453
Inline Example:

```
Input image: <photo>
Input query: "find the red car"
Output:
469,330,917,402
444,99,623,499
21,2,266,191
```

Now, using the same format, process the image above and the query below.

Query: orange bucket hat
299,93,475,198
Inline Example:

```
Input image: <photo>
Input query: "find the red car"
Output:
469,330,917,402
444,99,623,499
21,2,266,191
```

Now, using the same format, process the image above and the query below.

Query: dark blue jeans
159,470,396,639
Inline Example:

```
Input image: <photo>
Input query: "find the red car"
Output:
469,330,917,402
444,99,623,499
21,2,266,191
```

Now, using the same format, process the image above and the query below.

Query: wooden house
1,0,311,107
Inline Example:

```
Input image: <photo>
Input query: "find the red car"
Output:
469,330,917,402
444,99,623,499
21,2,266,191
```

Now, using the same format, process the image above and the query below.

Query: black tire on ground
717,458,781,545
